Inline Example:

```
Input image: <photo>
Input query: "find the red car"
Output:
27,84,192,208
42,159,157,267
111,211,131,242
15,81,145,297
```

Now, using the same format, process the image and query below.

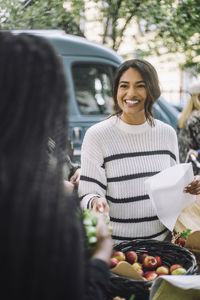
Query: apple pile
110,250,187,281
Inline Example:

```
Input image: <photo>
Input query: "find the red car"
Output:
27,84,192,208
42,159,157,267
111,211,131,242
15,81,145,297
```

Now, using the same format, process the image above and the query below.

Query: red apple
144,271,158,281
171,267,187,275
156,265,169,275
132,262,142,271
139,253,148,263
113,251,126,261
110,257,119,268
125,250,138,264
143,255,158,270
170,264,183,274
154,256,162,267
138,269,144,276
178,237,185,246
132,263,144,276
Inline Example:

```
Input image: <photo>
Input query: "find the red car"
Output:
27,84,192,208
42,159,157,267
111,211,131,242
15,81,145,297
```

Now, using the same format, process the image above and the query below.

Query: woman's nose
127,86,137,97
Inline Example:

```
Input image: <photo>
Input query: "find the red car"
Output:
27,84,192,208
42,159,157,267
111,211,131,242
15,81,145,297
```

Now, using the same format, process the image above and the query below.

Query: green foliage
0,0,199,73
179,229,192,240
0,0,85,36
83,209,97,252
136,0,200,73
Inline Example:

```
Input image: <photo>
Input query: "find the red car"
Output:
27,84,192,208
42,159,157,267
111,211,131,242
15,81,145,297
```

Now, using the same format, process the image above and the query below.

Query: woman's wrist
92,237,113,264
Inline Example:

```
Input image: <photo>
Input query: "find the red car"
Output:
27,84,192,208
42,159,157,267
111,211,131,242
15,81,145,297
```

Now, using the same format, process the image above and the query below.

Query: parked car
153,96,179,130
10,30,179,162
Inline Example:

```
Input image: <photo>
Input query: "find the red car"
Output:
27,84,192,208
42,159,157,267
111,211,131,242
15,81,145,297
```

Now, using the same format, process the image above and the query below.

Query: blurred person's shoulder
186,110,200,127
191,110,200,120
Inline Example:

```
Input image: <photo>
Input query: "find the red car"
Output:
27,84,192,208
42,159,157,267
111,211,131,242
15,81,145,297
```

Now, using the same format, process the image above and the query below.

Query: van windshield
72,63,115,115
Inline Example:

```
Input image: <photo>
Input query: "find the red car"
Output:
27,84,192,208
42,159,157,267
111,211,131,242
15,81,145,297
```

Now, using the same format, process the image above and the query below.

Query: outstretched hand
183,175,200,195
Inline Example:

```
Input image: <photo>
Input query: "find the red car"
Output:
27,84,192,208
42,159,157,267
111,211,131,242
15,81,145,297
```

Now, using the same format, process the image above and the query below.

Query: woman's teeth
125,100,139,104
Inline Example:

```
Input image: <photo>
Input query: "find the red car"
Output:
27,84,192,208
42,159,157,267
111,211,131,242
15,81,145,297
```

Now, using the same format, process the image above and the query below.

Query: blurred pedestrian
177,81,200,175
0,31,112,300
79,59,200,245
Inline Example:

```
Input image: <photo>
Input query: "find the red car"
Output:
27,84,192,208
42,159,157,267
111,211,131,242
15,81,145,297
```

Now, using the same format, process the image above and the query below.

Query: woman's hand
91,197,109,216
188,149,199,158
183,175,200,195
64,180,75,193
92,214,113,264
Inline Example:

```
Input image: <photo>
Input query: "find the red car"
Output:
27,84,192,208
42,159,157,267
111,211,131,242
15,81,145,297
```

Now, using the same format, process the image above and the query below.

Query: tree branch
23,0,34,9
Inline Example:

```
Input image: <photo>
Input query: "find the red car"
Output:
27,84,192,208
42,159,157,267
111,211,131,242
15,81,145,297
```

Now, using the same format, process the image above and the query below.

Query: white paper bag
145,163,196,231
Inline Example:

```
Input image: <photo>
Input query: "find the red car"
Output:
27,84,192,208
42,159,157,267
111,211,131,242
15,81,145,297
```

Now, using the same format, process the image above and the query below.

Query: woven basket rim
111,238,198,279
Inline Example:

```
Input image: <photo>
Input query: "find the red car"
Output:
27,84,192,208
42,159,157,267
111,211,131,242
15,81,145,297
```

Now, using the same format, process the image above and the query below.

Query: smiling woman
78,59,200,246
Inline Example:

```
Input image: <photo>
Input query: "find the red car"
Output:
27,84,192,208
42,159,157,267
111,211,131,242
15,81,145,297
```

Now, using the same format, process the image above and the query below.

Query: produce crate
108,239,198,300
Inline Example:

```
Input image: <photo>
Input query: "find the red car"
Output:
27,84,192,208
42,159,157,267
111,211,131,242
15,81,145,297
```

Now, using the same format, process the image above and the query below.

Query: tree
1,0,199,73
91,0,167,51
92,0,199,73
0,0,85,37
133,0,200,74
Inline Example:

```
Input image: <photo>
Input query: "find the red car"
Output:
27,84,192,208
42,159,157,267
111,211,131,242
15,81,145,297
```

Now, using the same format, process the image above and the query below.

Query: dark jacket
178,110,200,175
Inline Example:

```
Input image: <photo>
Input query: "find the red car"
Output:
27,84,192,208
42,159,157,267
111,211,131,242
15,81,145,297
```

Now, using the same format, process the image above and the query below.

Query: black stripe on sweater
112,228,168,241
107,171,159,183
79,194,87,201
104,150,176,164
106,194,150,203
80,175,106,190
110,215,158,223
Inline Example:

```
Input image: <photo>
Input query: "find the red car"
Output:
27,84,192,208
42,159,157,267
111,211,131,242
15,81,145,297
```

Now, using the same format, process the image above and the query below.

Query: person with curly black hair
0,31,112,300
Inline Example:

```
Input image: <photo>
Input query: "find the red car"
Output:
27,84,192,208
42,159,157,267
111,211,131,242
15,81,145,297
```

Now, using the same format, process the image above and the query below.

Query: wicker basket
108,239,198,300
185,248,200,274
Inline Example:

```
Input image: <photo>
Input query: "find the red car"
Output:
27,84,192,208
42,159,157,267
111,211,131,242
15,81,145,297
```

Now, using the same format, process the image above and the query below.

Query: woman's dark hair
111,59,161,126
0,32,84,299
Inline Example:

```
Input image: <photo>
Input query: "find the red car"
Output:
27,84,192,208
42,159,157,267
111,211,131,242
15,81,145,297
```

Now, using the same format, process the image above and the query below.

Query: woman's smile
124,99,141,106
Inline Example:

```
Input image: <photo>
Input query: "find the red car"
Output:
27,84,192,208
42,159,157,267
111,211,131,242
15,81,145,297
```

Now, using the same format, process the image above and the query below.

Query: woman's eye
119,84,127,88
137,84,145,88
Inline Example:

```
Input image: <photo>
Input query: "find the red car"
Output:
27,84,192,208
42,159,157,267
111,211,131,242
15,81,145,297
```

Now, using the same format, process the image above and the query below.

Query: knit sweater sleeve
169,125,180,165
79,126,107,210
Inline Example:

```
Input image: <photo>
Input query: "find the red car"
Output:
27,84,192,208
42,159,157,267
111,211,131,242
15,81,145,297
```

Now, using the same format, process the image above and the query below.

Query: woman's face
117,67,147,125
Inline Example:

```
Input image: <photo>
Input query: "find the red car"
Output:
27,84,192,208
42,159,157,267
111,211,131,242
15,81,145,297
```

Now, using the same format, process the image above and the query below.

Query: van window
72,64,115,115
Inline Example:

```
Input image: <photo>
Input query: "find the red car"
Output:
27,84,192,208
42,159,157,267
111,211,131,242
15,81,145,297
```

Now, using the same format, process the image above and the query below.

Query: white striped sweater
79,116,179,245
